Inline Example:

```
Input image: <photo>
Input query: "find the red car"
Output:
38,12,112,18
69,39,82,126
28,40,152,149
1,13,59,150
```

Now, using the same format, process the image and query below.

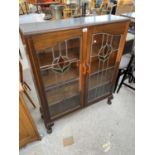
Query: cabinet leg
107,95,113,105
39,107,54,133
39,107,44,119
46,122,54,134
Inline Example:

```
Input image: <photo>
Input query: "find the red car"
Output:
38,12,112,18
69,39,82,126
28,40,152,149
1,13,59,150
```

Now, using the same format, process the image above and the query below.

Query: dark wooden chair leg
117,55,134,93
123,83,135,90
117,71,127,93
114,69,121,93
23,89,36,108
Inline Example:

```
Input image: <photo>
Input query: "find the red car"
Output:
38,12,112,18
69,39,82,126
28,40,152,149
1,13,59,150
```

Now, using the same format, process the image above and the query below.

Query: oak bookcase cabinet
20,15,130,133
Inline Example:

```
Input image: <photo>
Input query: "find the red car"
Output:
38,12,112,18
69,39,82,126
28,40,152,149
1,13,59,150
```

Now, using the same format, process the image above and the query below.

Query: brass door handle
87,64,90,74
83,64,87,75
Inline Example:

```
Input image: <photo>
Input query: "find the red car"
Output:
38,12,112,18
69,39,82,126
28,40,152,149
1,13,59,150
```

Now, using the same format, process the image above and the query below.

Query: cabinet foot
107,95,113,105
47,127,52,134
46,122,54,134
41,115,44,119
39,107,54,133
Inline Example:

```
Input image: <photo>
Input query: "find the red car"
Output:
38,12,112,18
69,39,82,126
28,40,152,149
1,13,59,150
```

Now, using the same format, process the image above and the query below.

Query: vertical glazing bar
97,34,106,97
100,35,113,95
95,33,108,98
65,40,68,57
88,35,94,100
59,43,62,56
99,34,105,91
52,48,55,62
101,34,113,94
94,60,101,98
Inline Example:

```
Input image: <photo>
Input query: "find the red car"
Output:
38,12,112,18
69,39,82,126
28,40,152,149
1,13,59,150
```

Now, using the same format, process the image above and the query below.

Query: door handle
87,64,90,75
83,64,87,75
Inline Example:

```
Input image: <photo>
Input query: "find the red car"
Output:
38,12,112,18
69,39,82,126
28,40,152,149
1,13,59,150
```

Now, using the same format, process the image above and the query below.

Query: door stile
81,28,89,107
79,31,84,108
110,21,130,92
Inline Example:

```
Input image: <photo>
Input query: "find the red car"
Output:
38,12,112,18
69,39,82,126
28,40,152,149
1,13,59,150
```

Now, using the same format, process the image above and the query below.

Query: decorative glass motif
97,34,113,62
36,36,81,118
51,55,71,73
51,40,71,73
98,44,112,62
88,33,122,103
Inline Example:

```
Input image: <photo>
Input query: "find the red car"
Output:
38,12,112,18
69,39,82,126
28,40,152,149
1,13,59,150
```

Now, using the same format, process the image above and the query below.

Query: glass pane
37,37,80,68
36,37,81,118
41,62,79,88
88,33,121,104
46,81,79,105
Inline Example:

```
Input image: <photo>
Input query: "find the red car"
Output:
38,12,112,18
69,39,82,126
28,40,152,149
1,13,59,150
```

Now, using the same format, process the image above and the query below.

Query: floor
19,67,135,155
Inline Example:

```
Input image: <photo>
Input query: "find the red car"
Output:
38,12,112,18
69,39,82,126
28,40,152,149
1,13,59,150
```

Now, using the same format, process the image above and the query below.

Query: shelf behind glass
36,37,80,68
88,67,115,90
88,82,112,103
46,80,79,107
90,51,117,75
41,61,79,89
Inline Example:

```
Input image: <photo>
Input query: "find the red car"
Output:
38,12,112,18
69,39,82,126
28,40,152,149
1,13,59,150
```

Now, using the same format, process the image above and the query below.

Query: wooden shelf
90,51,117,74
46,81,79,106
45,77,79,92
88,84,112,103
88,67,114,90
40,58,79,71
37,48,79,68
41,62,79,89
44,65,114,106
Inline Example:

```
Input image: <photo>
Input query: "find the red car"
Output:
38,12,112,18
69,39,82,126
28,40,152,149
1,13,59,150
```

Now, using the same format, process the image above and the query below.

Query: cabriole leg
46,122,54,134
107,95,113,105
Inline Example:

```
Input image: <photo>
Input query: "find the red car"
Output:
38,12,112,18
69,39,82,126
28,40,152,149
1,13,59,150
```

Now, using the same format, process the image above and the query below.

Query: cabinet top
121,12,135,19
19,15,130,36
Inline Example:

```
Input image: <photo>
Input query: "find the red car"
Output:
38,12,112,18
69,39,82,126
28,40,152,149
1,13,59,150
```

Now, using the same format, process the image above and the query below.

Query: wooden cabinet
19,85,40,148
20,15,130,133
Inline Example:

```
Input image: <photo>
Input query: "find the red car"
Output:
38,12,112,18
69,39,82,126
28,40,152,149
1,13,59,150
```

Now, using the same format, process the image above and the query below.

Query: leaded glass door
35,30,83,120
86,31,122,105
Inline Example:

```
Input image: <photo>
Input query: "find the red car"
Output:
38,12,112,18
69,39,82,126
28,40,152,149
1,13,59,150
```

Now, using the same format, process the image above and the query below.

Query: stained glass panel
36,37,81,118
88,33,121,103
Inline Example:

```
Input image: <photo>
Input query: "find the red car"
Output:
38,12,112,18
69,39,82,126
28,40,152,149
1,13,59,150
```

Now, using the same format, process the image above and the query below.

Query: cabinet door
31,29,83,120
86,22,127,105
